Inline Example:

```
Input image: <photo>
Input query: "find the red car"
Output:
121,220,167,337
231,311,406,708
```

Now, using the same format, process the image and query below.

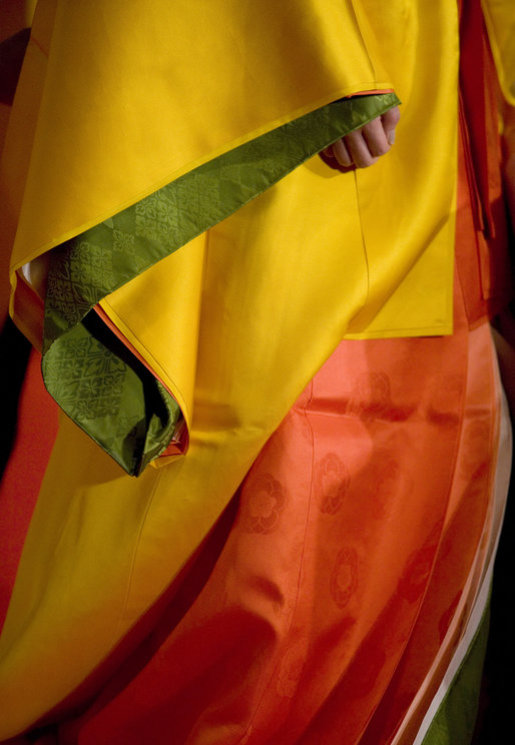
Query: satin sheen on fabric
0,0,514,742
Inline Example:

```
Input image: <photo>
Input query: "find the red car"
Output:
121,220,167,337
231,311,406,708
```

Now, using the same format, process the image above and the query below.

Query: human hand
321,105,400,171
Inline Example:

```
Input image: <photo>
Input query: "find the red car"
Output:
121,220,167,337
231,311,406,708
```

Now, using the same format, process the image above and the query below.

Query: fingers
381,105,401,145
326,132,376,169
331,138,352,167
362,116,391,157
319,144,355,173
342,117,389,168
323,105,401,171
349,117,392,167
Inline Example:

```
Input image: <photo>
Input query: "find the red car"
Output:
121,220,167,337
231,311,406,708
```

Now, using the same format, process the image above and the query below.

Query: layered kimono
0,0,514,742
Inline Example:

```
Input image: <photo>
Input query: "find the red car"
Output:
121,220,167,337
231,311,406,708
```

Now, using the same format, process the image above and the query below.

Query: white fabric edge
410,381,512,745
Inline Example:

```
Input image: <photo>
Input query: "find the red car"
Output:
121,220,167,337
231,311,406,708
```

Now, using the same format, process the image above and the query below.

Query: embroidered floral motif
241,473,287,534
316,452,350,515
330,547,359,609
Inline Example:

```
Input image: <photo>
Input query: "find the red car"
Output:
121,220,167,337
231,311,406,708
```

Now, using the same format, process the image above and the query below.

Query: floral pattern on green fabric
43,92,400,476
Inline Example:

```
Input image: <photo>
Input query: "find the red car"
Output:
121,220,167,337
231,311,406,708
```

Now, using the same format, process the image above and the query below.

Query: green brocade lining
43,92,399,476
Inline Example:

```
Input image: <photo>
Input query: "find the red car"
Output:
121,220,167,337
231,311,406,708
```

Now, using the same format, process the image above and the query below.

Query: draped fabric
21,267,502,745
0,0,513,742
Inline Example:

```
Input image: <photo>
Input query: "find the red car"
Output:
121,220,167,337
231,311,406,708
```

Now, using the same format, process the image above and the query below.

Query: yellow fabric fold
0,0,462,736
482,0,515,105
5,0,390,277
99,233,206,437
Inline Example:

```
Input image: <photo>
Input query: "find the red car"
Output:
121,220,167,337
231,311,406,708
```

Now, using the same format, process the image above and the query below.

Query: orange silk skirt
0,111,510,745
3,265,504,745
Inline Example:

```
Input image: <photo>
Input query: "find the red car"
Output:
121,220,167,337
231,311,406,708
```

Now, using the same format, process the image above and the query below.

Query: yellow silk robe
0,0,513,737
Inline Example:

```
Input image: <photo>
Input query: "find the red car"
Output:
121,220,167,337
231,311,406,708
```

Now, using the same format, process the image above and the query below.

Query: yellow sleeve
4,0,393,280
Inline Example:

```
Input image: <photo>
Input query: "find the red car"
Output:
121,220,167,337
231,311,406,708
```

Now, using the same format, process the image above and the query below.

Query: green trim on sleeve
42,92,400,476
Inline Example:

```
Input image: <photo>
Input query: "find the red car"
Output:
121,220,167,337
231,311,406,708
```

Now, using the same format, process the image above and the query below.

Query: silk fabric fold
0,0,513,740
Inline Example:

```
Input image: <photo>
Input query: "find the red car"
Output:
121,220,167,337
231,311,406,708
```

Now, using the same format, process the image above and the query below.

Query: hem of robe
1,292,502,744
389,342,512,745
415,386,511,745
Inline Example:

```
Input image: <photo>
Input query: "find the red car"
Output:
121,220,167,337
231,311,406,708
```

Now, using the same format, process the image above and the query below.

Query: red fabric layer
0,350,59,631
457,0,512,325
